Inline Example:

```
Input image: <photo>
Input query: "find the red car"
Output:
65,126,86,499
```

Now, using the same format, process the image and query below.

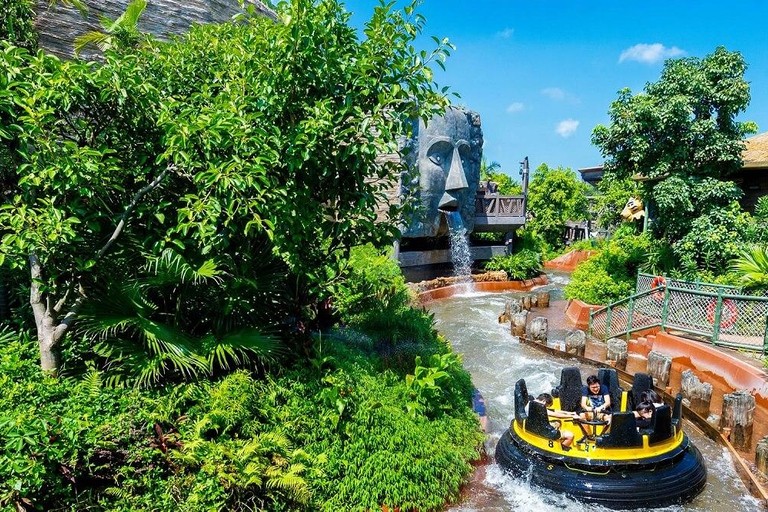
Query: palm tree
73,0,147,55
77,246,288,387
730,245,768,290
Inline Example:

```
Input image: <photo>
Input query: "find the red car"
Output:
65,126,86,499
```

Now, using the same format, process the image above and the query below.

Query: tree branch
96,163,174,260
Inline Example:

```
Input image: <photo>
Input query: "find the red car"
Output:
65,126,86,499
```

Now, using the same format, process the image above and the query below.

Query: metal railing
589,273,768,354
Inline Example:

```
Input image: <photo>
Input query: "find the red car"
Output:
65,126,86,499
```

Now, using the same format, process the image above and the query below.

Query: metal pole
520,156,529,218
763,313,768,356
712,289,724,346
661,284,671,332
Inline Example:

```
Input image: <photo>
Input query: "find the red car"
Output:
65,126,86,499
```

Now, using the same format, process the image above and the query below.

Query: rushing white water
445,211,473,292
427,273,761,512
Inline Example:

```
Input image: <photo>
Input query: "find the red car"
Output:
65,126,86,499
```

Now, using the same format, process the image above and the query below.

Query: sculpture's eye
429,154,443,165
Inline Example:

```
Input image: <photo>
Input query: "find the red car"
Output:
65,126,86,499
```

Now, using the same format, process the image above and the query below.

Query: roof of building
743,132,768,169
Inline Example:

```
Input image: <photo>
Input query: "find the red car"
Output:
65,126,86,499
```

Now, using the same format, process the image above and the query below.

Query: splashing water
445,211,473,293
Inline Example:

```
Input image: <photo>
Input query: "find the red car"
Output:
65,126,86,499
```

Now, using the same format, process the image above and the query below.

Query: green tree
0,0,38,51
592,47,756,273
527,163,589,248
0,0,452,374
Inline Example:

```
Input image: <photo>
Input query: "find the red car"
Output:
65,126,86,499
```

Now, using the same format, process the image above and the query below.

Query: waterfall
444,211,473,292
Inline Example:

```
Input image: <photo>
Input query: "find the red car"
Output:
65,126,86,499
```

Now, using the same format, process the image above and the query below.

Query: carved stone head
401,107,483,238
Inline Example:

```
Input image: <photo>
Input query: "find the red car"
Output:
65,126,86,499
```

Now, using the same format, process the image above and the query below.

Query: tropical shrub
484,249,543,280
730,245,768,290
0,0,37,50
0,326,482,511
565,226,650,305
0,0,452,374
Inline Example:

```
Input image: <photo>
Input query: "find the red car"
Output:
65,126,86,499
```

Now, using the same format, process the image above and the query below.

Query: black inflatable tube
495,429,707,509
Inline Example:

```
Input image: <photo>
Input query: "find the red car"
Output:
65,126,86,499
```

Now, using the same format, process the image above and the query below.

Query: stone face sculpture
401,107,483,238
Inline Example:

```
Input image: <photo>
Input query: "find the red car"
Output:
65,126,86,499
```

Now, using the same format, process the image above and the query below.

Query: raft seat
552,366,582,413
526,400,561,441
671,393,683,432
643,404,674,444
630,373,653,410
598,368,624,412
595,412,643,448
514,379,530,423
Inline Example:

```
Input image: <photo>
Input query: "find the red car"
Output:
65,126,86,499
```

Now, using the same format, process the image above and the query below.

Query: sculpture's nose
439,148,468,211
445,148,468,192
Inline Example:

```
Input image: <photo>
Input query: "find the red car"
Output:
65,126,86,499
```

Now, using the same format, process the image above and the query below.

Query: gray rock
527,316,548,344
646,351,672,388
511,311,528,337
565,329,586,356
680,369,712,417
536,291,550,308
35,1,277,61
606,337,628,370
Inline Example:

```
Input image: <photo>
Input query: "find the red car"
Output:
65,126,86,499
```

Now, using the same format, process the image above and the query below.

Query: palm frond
202,328,284,371
730,245,768,289
145,249,224,286
74,31,111,55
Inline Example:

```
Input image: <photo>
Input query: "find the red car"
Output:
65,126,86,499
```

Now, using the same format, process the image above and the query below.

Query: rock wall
34,0,277,60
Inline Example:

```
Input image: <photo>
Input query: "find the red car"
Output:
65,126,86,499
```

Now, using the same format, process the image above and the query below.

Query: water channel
427,272,761,512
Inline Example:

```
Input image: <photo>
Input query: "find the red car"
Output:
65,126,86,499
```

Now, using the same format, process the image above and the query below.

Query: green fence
588,273,768,354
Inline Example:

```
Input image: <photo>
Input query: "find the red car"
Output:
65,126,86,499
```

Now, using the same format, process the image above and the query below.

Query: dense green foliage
730,245,768,290
0,325,482,511
564,226,650,305
0,0,37,50
592,175,640,229
527,163,590,250
0,2,485,510
484,249,543,280
592,47,758,277
0,0,452,372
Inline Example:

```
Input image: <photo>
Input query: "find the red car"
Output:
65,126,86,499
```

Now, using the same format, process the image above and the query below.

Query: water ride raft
495,367,707,509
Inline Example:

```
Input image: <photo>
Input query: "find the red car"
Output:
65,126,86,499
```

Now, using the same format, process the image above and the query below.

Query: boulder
511,311,528,337
527,316,548,344
606,337,628,370
565,329,586,357
680,369,713,417
647,351,672,388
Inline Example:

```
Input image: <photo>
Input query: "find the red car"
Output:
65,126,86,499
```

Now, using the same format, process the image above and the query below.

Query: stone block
680,369,713,417
646,351,672,388
527,316,548,344
565,329,586,357
720,390,755,451
606,337,628,370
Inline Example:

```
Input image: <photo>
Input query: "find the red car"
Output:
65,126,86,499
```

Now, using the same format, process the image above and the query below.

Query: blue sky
342,1,768,180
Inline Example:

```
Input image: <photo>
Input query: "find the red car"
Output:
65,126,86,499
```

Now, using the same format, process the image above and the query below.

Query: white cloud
619,43,686,65
496,28,514,39
556,119,579,138
506,102,525,113
541,87,566,100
